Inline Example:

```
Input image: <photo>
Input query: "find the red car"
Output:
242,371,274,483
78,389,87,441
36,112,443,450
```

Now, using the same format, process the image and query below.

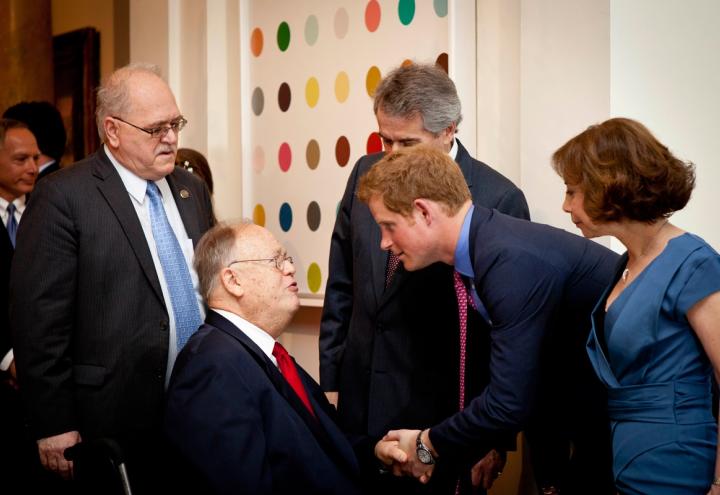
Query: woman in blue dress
551,117,720,494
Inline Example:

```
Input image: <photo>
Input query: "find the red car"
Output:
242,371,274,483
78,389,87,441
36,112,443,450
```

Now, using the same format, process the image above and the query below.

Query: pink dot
278,142,292,172
365,1,381,32
252,146,265,173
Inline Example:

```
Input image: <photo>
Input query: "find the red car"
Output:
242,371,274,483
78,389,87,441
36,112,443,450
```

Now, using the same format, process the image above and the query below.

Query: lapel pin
180,189,190,199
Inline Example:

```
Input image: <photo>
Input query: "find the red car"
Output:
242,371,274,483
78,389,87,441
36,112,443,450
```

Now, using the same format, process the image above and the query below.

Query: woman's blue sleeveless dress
586,233,720,494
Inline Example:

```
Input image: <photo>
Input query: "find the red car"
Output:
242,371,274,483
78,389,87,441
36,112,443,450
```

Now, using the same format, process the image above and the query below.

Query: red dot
366,132,382,154
279,142,292,171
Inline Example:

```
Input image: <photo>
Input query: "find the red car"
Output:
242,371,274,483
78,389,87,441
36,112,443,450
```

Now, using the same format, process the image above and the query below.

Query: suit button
159,321,168,331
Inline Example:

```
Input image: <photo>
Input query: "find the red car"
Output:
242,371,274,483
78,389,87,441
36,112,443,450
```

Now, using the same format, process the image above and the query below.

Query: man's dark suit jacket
1,222,12,362
428,207,617,472
319,140,529,492
9,147,214,490
37,160,60,181
165,310,361,495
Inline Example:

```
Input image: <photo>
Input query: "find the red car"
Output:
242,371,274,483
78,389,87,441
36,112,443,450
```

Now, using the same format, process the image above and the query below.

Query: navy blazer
165,311,361,495
428,207,618,459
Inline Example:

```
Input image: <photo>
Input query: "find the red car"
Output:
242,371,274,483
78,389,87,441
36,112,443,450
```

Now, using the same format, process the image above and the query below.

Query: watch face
417,447,435,465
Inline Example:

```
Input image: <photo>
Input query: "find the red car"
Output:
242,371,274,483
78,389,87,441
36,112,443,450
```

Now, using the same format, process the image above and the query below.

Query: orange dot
251,28,264,57
401,59,414,67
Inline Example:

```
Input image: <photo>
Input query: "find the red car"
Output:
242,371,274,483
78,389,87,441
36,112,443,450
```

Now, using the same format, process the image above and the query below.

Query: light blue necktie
146,182,202,351
6,203,17,248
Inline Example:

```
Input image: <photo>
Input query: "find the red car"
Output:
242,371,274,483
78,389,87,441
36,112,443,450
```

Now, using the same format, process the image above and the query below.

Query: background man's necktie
6,203,17,247
385,252,401,288
273,342,316,417
146,182,202,351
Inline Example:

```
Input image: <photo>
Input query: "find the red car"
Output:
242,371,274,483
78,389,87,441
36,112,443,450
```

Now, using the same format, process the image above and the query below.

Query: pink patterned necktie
453,271,474,412
453,270,476,495
385,252,401,287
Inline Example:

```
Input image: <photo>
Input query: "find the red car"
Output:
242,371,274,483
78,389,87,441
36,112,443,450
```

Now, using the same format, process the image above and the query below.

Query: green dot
398,0,415,25
277,21,291,52
307,263,322,293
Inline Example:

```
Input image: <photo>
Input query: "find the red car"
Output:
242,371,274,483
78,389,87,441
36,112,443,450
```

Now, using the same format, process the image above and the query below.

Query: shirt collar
38,159,56,173
454,204,475,278
105,144,152,203
212,308,279,366
449,137,458,160
0,195,27,214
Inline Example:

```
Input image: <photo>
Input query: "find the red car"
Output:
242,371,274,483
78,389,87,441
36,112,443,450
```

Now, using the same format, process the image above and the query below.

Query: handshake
373,428,506,490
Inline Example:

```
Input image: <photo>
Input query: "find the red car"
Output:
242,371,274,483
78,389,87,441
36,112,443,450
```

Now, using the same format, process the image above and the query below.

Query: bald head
96,63,166,142
97,63,183,180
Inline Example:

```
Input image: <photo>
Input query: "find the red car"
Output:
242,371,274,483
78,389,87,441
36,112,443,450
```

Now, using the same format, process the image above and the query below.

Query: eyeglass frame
227,254,294,271
111,115,188,139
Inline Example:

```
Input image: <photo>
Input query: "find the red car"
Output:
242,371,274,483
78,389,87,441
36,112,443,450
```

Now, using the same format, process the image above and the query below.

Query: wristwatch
415,430,435,465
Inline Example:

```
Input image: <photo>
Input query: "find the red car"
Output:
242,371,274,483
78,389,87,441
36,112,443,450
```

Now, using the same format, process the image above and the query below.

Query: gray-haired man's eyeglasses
227,254,294,271
112,116,187,139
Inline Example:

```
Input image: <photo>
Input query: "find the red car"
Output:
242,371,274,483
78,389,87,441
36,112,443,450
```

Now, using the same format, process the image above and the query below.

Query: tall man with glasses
10,63,214,493
165,221,361,495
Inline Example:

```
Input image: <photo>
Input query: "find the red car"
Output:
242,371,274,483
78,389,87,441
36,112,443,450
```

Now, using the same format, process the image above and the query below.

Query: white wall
610,0,720,249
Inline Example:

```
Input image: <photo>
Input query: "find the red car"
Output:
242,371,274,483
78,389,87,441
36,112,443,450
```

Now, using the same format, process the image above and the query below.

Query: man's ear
440,122,456,146
104,117,121,147
413,198,435,226
220,268,244,298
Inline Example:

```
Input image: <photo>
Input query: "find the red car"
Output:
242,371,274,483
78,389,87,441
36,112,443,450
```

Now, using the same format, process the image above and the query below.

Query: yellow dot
366,66,382,97
253,204,266,226
305,77,320,108
307,262,322,293
334,71,350,103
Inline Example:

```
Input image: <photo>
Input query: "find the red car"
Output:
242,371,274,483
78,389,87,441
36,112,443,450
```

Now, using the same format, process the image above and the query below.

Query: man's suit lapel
369,222,387,308
455,139,475,195
92,149,165,304
206,311,358,475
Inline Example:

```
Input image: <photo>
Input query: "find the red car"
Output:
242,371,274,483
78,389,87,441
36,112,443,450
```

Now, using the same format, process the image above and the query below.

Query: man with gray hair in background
319,62,529,494
10,63,214,493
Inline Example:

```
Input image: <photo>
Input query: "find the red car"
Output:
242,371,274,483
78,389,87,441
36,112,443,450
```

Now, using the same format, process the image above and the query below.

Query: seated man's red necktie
272,342,316,417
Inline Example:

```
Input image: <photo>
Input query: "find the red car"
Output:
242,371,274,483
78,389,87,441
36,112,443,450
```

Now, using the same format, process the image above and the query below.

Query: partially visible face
109,73,182,181
562,183,603,238
0,128,40,202
231,226,300,318
368,195,437,271
376,107,454,153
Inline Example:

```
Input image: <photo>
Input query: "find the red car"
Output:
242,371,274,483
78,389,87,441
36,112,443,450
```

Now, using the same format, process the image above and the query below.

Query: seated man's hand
374,437,408,467
471,449,507,490
382,429,435,484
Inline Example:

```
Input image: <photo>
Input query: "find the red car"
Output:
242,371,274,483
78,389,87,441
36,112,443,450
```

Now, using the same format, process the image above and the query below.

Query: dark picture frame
53,27,100,163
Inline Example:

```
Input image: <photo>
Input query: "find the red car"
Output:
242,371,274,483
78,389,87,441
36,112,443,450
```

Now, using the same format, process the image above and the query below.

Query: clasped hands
375,429,506,489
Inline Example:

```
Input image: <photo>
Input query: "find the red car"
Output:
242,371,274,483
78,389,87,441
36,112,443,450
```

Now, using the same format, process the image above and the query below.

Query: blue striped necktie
146,182,202,351
6,203,17,248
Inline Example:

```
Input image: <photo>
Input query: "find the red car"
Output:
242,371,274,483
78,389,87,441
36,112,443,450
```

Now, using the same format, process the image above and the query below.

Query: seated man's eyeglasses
228,254,294,271
112,116,187,139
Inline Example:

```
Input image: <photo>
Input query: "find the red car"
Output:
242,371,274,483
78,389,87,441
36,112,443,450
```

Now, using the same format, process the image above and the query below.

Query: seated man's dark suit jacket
319,140,530,493
427,206,617,490
9,147,214,491
165,310,362,495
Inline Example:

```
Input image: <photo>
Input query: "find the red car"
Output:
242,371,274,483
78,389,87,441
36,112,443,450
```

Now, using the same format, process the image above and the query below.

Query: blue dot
279,202,293,231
